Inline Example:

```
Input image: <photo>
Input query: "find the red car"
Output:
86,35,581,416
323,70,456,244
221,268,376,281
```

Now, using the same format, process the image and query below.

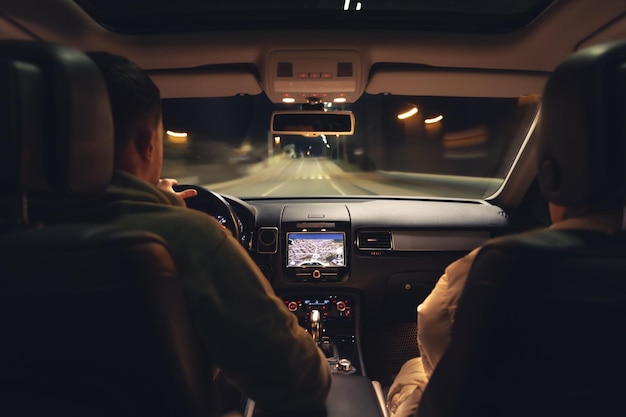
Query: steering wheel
173,184,241,241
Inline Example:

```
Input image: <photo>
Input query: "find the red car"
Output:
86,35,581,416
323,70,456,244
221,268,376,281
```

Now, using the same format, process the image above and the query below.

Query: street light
397,106,418,120
424,115,443,124
166,130,188,144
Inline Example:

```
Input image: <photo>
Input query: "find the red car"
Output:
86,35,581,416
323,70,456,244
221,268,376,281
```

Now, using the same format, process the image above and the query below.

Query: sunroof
75,0,556,34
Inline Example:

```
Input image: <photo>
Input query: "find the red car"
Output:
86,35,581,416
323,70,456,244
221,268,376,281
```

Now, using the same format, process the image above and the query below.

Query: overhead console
264,50,364,104
281,204,351,283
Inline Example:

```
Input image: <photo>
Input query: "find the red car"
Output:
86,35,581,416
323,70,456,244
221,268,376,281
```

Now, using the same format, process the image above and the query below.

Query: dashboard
183,186,510,382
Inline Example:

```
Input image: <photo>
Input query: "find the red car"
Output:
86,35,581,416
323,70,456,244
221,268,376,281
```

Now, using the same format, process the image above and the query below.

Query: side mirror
270,111,355,136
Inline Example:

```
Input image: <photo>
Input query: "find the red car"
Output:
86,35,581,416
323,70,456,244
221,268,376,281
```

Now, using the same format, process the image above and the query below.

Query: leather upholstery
0,40,113,197
0,40,216,416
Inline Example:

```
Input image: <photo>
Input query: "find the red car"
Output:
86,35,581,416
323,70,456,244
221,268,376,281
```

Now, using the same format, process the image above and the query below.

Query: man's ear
134,126,155,162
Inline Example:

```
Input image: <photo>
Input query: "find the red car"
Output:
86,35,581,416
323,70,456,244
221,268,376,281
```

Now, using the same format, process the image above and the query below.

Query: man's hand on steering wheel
158,178,199,200
172,184,241,242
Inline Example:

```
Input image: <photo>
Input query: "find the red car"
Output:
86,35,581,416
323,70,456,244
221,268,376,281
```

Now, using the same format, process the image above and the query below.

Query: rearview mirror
270,111,355,136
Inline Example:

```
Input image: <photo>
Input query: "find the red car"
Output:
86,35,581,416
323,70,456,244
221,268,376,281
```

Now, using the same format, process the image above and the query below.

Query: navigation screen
286,232,346,268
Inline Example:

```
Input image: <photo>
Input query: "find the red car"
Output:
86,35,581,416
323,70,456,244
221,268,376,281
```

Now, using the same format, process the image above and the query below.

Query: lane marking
262,182,287,196
315,159,323,173
284,175,333,180
329,180,346,195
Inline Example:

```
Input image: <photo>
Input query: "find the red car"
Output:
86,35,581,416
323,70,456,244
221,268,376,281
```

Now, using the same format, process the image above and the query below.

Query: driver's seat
0,40,216,417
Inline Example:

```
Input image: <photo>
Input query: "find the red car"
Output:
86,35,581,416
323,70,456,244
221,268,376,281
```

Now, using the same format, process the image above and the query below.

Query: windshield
161,93,540,200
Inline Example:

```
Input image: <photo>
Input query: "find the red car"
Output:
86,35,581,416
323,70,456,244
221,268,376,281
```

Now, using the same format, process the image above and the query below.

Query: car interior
1,1,626,416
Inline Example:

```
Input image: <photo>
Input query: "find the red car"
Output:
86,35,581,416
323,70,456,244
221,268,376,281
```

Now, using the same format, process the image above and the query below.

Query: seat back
0,225,216,417
417,40,626,417
417,229,626,417
0,40,215,417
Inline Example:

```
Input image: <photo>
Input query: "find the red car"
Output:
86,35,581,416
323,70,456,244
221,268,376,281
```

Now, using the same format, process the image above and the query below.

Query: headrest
0,40,113,197
538,40,626,207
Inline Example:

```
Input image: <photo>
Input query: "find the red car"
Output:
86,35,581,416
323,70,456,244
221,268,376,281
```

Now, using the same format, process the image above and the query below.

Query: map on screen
286,232,345,267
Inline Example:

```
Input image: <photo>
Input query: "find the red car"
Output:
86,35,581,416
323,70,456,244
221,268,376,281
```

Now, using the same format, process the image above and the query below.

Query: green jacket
79,170,331,412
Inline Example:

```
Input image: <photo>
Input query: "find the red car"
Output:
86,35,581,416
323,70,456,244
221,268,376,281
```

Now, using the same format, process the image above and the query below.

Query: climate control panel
283,294,353,321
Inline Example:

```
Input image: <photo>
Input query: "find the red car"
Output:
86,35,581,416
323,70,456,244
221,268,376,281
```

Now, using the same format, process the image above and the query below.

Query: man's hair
86,51,162,162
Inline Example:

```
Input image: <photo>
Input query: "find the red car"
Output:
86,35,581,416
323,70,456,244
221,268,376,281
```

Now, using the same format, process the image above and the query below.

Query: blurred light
356,2,362,10
166,130,187,137
166,130,188,144
274,136,281,145
397,107,418,120
282,97,296,103
425,115,444,124
334,97,347,103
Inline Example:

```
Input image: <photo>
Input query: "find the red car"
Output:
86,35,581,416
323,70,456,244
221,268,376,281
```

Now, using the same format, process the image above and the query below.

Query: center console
282,292,362,375
248,288,386,417
246,204,387,417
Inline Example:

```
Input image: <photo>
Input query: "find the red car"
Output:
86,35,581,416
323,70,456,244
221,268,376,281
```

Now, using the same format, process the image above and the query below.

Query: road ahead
203,157,495,198
207,157,366,197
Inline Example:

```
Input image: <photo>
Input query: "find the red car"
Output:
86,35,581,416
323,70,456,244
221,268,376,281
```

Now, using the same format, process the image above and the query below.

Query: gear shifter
310,309,321,345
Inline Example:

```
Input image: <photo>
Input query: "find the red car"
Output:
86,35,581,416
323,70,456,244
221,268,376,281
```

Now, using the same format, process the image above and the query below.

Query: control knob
336,358,352,372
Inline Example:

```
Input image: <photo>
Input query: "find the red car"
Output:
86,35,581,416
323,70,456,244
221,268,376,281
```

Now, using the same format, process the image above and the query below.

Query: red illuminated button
312,270,321,279
287,301,298,312
336,301,347,312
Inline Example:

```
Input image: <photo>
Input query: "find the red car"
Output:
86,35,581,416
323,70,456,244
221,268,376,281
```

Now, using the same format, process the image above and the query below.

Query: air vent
358,231,392,250
257,227,278,254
